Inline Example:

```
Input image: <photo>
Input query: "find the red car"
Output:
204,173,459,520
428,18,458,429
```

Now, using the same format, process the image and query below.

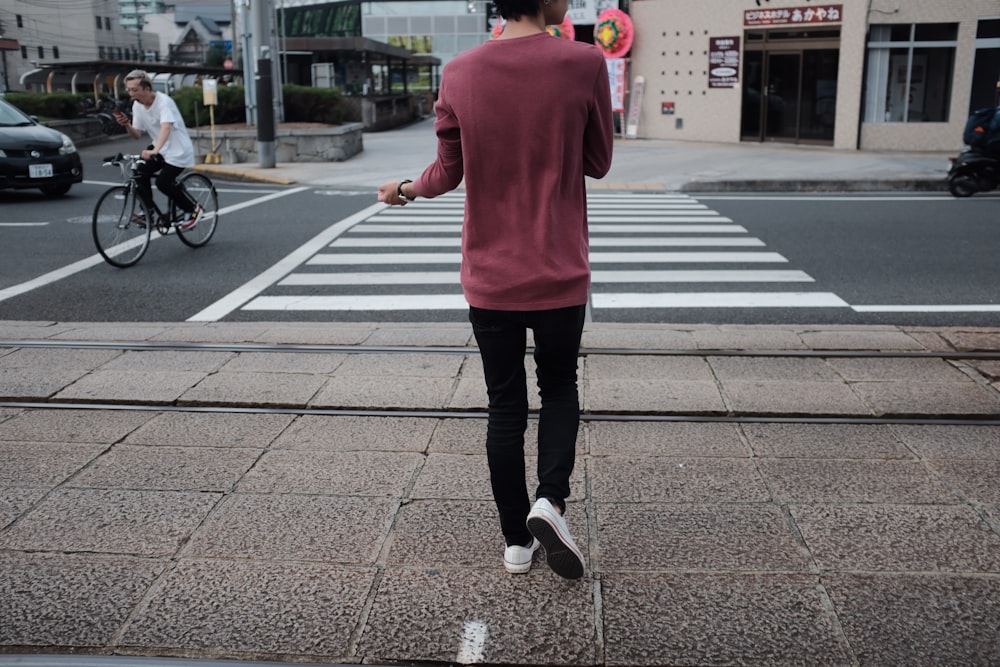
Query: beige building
627,0,1000,150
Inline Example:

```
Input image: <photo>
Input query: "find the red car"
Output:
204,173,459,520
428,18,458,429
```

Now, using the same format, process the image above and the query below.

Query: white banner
608,58,627,112
626,75,644,139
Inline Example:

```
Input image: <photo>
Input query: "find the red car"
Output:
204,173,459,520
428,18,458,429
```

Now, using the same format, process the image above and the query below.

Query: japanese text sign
744,4,842,26
709,36,740,88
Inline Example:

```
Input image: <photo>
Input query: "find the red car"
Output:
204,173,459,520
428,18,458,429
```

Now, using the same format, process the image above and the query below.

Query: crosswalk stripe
279,269,814,286
243,291,850,312
373,212,730,223
308,251,788,265
243,294,469,311
592,292,850,308
354,224,747,233
332,237,765,248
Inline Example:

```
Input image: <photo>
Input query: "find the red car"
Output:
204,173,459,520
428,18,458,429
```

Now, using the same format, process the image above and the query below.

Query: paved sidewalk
170,118,959,192
2,320,1000,666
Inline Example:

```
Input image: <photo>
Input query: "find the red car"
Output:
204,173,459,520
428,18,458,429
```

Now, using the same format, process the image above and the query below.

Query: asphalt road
1,148,998,326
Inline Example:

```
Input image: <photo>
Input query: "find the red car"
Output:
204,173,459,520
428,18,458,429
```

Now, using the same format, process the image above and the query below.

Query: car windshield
0,100,36,127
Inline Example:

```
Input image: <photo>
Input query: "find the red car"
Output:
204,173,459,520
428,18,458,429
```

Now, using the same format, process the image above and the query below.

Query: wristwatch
397,179,414,202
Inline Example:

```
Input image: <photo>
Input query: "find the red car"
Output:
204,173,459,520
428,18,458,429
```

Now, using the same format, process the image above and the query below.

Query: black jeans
469,304,586,547
135,152,195,215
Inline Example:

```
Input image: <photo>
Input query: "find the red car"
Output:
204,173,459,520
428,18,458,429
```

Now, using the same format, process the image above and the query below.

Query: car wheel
39,184,72,197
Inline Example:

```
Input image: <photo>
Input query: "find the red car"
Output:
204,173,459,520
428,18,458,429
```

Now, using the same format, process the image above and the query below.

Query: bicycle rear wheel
92,185,152,268
174,172,219,248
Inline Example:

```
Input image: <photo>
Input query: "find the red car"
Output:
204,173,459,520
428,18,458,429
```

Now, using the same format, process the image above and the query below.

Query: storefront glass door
741,38,839,145
764,52,801,140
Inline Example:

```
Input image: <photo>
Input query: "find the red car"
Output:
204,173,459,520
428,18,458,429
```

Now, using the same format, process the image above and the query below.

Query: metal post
257,54,275,168
239,0,255,124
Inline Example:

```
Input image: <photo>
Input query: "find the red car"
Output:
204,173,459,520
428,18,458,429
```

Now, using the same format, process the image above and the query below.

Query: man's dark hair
494,0,542,21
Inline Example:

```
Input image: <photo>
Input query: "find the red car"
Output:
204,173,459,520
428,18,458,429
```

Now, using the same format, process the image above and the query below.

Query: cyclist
114,69,201,230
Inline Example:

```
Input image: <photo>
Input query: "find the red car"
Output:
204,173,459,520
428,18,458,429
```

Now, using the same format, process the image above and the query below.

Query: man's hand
377,179,410,206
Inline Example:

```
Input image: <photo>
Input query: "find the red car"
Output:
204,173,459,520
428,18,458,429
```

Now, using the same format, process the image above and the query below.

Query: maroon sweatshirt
413,32,614,311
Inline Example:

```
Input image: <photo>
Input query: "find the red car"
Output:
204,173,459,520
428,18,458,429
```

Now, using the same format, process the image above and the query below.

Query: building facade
628,0,1000,151
0,0,149,92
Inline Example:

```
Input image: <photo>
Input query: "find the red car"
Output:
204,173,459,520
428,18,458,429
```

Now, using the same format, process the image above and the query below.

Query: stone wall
188,123,364,164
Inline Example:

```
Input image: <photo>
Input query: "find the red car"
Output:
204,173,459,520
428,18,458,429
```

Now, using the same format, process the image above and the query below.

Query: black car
0,96,84,196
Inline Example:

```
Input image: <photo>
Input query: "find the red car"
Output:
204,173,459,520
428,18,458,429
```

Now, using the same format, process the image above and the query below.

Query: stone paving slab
118,560,374,659
601,573,851,666
2,411,1000,665
825,574,1000,665
0,488,220,557
2,321,1000,665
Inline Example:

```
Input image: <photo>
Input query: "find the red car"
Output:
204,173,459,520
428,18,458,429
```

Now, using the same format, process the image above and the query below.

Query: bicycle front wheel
174,173,219,248
92,185,152,268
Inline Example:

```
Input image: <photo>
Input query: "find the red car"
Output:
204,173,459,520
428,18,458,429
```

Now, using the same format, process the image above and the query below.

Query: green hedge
174,84,343,127
5,85,344,127
4,91,87,119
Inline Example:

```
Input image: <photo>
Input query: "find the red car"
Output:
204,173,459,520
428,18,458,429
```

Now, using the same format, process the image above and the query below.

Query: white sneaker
178,205,202,231
526,498,585,579
503,538,540,574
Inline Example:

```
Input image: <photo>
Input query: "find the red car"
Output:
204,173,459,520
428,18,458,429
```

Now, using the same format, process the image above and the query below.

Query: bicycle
92,153,219,268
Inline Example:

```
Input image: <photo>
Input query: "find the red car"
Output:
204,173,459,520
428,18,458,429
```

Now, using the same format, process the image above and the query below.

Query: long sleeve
584,57,614,179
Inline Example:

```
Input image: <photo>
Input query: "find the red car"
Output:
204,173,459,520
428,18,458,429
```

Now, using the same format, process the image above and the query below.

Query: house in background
143,2,233,65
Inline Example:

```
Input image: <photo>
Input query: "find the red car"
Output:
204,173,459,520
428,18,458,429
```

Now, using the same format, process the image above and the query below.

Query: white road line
456,620,489,665
852,304,1000,312
187,198,379,321
331,237,764,248
242,294,469,311
278,269,814,286
307,251,787,265
694,195,960,201
84,179,282,195
0,222,48,227
593,292,850,308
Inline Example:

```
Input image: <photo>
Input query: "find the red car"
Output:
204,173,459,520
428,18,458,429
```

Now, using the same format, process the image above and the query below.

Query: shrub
5,83,345,127
173,83,247,128
4,91,87,119
282,84,343,124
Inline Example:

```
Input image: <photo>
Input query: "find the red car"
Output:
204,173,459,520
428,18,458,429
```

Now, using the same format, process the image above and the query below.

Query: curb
189,164,296,185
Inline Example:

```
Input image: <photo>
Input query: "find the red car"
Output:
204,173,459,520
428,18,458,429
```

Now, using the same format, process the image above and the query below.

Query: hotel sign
744,4,842,26
709,36,740,88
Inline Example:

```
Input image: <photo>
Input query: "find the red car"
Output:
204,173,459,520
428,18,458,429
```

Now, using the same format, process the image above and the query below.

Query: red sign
709,36,740,89
744,4,843,27
661,101,675,115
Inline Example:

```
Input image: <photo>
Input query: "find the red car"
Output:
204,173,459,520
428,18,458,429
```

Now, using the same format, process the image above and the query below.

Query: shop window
969,19,1000,112
864,23,956,123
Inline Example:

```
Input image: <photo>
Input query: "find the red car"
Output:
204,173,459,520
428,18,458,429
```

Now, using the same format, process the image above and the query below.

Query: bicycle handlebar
101,152,144,167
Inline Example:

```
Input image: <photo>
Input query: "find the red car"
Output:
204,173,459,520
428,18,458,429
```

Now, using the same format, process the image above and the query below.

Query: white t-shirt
131,91,195,168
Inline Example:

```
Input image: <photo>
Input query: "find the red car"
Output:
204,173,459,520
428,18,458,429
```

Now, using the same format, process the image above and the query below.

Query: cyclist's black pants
136,152,196,215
